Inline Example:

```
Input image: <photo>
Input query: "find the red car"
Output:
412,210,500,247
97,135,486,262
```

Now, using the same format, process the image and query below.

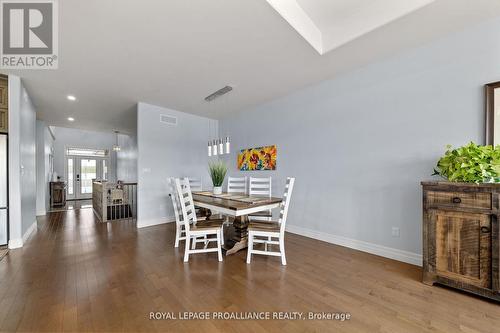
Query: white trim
23,221,37,243
65,154,111,200
8,220,37,249
8,238,22,249
36,209,46,216
265,0,323,54
286,224,422,266
137,216,175,229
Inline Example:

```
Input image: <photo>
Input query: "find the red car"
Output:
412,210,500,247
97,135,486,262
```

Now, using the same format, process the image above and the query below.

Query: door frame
64,146,110,200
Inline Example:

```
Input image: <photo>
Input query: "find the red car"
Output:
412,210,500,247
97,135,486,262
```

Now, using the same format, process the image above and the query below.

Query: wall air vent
160,114,177,126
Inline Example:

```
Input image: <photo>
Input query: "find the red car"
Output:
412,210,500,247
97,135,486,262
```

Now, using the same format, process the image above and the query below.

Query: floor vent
160,114,177,126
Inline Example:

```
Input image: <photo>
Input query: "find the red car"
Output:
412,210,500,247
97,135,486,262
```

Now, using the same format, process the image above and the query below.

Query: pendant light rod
206,87,232,156
204,86,233,102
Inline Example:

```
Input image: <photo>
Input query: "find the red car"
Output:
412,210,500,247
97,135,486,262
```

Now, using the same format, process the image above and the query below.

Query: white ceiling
2,0,500,134
267,0,436,54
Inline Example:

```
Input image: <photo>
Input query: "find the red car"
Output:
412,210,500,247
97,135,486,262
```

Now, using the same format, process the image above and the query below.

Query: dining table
192,192,283,255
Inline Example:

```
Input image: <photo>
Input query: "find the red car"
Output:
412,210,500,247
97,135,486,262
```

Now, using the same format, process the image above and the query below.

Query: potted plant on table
209,160,227,195
433,142,500,183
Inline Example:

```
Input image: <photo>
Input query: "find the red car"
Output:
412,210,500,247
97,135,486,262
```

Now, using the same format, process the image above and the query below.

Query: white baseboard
137,216,175,228
8,238,22,249
286,224,422,266
23,220,37,243
36,210,46,216
8,220,37,249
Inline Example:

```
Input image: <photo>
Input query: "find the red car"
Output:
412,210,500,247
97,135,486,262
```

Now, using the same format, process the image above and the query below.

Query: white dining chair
227,176,247,194
248,177,272,222
169,177,210,248
175,178,224,262
247,177,295,265
187,177,203,192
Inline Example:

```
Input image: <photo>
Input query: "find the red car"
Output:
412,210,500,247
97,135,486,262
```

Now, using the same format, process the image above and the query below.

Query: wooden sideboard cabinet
422,181,499,301
50,181,66,207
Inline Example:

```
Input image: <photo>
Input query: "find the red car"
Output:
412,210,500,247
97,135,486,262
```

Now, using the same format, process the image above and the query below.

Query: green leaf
433,142,500,183
208,160,227,187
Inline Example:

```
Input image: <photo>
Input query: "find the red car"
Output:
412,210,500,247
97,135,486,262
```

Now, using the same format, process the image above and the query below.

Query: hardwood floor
0,208,499,332
47,199,93,212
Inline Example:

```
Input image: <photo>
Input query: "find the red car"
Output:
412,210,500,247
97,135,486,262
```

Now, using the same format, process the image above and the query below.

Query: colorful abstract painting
237,145,277,171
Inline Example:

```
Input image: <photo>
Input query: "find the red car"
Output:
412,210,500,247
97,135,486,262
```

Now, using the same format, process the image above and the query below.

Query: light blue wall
36,121,55,215
220,17,500,259
35,120,46,215
137,102,215,227
117,132,138,182
44,126,55,211
8,75,37,247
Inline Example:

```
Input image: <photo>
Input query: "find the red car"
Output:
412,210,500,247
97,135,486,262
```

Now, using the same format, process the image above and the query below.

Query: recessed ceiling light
67,95,76,101
67,117,75,122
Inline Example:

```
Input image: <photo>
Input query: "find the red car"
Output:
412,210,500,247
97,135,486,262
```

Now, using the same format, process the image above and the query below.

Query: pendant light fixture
113,130,121,152
225,136,230,154
205,86,233,157
213,139,218,156
218,138,224,154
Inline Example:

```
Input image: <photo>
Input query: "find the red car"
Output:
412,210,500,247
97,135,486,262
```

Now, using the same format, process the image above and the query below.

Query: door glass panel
80,159,96,194
67,158,74,195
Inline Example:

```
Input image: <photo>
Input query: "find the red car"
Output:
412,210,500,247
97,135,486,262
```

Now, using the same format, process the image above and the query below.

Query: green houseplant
433,142,500,183
209,160,227,195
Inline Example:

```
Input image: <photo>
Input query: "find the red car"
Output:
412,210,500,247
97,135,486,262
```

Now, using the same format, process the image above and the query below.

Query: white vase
213,186,222,195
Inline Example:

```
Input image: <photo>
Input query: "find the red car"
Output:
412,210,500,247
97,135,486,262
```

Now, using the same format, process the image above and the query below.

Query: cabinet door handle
452,197,462,204
481,226,490,233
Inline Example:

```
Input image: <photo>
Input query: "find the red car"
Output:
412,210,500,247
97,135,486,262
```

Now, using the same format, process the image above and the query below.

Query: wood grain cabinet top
422,181,500,301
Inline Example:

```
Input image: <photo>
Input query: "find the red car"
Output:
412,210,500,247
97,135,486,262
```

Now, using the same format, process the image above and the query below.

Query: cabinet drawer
0,109,7,133
0,82,7,109
427,191,491,209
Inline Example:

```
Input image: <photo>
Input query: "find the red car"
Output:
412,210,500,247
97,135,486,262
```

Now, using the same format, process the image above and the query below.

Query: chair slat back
249,177,271,197
175,178,197,232
279,177,295,234
228,176,247,194
168,177,182,226
187,177,202,192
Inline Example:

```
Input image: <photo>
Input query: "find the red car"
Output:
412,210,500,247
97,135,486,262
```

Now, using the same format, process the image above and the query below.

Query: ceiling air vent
160,114,177,126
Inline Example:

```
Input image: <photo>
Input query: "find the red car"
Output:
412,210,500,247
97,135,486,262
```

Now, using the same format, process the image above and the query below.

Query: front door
78,158,97,199
66,156,108,200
